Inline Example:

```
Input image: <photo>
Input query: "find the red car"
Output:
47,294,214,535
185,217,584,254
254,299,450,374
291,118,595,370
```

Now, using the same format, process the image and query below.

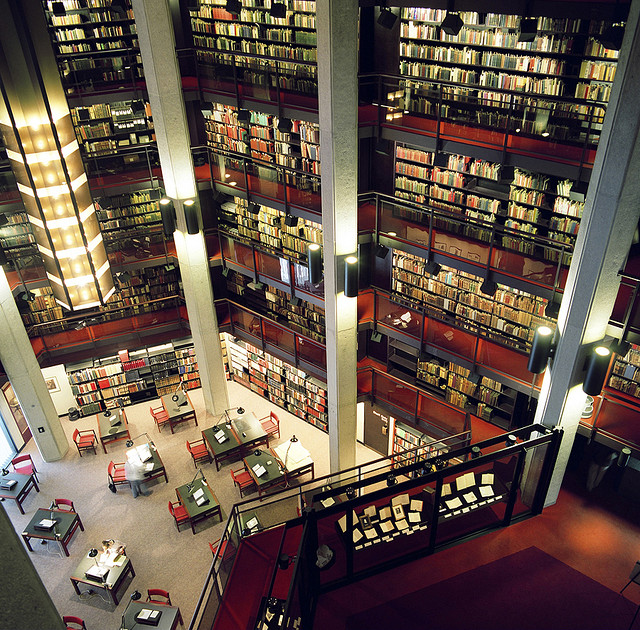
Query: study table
126,442,169,485
121,600,182,630
161,391,198,433
0,472,39,514
202,423,241,471
97,408,130,454
70,550,135,605
176,477,222,534
228,409,269,451
272,439,315,485
22,507,84,556
243,449,287,499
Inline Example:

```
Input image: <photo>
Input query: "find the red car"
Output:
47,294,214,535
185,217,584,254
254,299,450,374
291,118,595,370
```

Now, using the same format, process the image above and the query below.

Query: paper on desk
253,464,267,477
445,497,463,510
479,485,494,498
144,463,154,472
214,430,227,443
246,517,259,530
481,473,494,485
193,488,205,500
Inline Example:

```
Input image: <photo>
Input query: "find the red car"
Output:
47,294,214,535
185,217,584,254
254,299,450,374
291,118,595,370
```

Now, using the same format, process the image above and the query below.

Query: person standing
124,459,151,498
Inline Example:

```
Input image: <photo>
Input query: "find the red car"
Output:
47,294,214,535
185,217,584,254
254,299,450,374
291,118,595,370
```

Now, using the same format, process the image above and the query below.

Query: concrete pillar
132,0,229,416
0,504,65,630
317,0,359,472
533,0,640,505
0,272,67,462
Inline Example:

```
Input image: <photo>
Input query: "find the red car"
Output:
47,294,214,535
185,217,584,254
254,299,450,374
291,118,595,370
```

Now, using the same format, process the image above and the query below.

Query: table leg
77,515,84,531
215,456,220,472
101,439,107,454
70,578,81,597
163,469,168,483
61,540,69,556
32,477,40,492
22,534,33,552
15,498,24,514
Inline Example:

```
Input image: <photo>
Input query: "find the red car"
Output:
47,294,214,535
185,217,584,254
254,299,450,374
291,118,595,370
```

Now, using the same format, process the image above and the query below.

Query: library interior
1,0,640,628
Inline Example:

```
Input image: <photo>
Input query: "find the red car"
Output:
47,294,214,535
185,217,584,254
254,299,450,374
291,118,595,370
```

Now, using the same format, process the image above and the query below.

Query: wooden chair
210,538,234,562
230,466,256,498
259,411,280,441
186,439,211,468
168,501,191,533
150,404,171,432
72,428,97,456
107,461,129,491
11,454,38,482
54,499,76,512
63,616,86,630
146,589,184,626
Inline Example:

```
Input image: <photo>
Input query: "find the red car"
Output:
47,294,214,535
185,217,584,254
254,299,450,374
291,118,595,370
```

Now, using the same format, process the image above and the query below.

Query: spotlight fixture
247,280,264,291
375,138,392,155
284,214,298,227
130,590,142,601
290,434,298,443
518,17,537,42
480,278,498,296
221,267,230,278
247,202,260,215
499,165,515,183
308,243,323,285
610,338,631,357
440,12,464,36
378,7,398,29
370,331,383,343
617,447,632,468
131,100,146,116
505,434,517,447
527,326,555,373
118,270,131,284
278,117,292,133
236,108,251,123
160,197,176,237
583,345,612,396
468,372,481,385
471,446,482,459
200,102,213,117
375,243,390,259
425,260,441,276
270,1,286,18
184,199,199,234
226,0,241,15
344,256,359,298
433,152,448,168
51,1,66,16
386,473,397,487
597,23,625,51
545,299,560,319
20,290,36,302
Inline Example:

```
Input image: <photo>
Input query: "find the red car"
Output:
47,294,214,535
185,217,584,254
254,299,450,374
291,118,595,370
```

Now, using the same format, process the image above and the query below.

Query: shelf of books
189,0,318,96
18,286,64,328
107,262,181,310
225,334,328,432
218,197,323,263
70,100,154,157
608,344,640,400
0,210,37,261
394,144,584,265
43,0,143,93
392,252,555,351
204,103,320,191
397,9,620,146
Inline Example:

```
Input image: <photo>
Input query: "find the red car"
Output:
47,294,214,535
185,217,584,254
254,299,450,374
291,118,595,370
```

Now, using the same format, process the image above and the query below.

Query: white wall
41,364,76,416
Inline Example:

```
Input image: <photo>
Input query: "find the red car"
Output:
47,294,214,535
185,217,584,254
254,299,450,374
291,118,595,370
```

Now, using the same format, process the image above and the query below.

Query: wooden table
243,449,286,499
176,477,222,534
228,410,270,451
0,473,39,514
161,391,198,433
122,600,182,630
22,508,84,556
272,439,315,485
97,408,130,454
70,551,135,605
202,423,242,471
126,443,169,485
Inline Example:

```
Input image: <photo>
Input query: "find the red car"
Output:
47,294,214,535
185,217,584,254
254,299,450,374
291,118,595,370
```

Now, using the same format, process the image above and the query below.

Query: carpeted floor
3,381,378,629
346,547,638,630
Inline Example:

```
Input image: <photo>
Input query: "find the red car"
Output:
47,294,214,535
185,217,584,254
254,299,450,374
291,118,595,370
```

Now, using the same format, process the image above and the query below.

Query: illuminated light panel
55,245,88,259
87,233,104,252
46,216,79,230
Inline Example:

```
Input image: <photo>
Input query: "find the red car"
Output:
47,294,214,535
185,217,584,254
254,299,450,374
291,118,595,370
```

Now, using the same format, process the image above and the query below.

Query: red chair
146,589,184,626
11,454,38,482
150,404,171,432
63,616,86,630
54,499,76,512
210,538,234,561
259,411,280,441
230,467,255,498
72,428,97,456
168,501,192,533
107,461,129,491
186,439,211,468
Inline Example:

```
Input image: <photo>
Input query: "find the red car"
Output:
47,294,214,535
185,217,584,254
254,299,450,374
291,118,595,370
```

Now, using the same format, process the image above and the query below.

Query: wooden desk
0,473,39,514
161,391,198,433
202,424,242,471
127,443,169,485
176,478,222,534
22,508,84,556
229,410,269,451
97,408,130,454
243,449,286,499
122,601,181,630
70,551,135,605
272,439,315,485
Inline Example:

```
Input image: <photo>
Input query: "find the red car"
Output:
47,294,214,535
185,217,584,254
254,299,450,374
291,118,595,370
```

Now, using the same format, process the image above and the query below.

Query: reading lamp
89,548,99,566
583,345,612,396
618,447,632,468
126,433,154,448
130,590,142,601
186,469,205,494
375,243,390,259
308,243,323,285
278,553,297,570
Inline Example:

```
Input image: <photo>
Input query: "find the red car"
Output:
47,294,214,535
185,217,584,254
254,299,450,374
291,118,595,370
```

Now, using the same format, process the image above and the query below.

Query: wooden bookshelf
106,262,181,310
608,344,640,399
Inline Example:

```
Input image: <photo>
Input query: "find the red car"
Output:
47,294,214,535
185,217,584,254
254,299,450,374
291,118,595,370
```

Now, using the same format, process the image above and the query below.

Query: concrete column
0,504,65,630
132,0,229,416
533,0,640,505
317,0,359,472
0,272,67,462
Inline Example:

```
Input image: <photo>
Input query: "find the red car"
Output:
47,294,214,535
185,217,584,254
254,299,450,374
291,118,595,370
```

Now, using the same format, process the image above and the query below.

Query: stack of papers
245,517,259,530
37,518,56,529
126,443,153,466
455,472,476,491
136,608,161,623
193,487,208,506
252,464,267,478
0,479,17,489
214,429,228,443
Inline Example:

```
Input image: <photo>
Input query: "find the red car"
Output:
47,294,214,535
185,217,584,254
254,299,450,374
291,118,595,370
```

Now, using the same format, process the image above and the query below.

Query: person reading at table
102,538,126,555
124,459,151,498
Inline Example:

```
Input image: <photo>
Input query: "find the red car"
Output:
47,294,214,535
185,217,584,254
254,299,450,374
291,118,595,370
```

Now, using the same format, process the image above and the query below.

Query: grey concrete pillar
0,272,67,462
317,0,359,472
533,0,640,505
132,0,229,416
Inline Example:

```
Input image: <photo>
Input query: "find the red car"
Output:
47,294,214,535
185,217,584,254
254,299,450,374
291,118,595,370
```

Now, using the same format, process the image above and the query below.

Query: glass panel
256,250,287,283
263,320,294,355
375,294,421,340
247,162,283,202
231,305,261,341
424,318,478,361
293,262,324,299
595,397,640,446
297,336,326,370
416,394,467,437
372,372,417,415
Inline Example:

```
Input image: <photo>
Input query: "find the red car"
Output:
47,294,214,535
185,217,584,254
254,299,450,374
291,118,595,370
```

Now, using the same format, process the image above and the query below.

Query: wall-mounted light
441,11,464,36
344,255,359,297
284,214,298,227
159,197,176,237
183,199,199,235
378,6,398,29
308,243,322,285
480,277,498,296
617,447,632,467
425,260,441,276
278,118,292,133
226,0,241,15
518,17,537,42
527,326,556,373
583,345,612,396
270,1,286,18
375,243,390,259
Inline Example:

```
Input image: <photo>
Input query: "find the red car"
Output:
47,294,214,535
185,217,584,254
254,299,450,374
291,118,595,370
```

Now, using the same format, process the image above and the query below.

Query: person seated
101,538,126,558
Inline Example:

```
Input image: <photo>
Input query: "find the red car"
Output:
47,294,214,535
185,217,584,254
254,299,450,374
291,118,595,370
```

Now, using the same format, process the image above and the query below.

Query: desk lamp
126,432,154,448
89,548,99,566
130,590,142,601
186,468,205,494
1,468,8,476
225,406,245,423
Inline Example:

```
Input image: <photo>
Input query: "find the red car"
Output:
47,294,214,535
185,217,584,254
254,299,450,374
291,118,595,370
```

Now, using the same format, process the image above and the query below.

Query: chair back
108,461,116,476
168,501,176,516
55,499,75,512
62,616,86,630
271,411,279,425
12,454,32,467
147,588,172,605
72,429,81,443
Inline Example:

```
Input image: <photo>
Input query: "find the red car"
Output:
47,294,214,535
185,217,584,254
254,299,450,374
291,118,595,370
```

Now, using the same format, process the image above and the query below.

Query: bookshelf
608,344,640,399
43,0,143,93
189,0,318,96
0,210,37,259
70,100,154,157
225,334,328,432
204,103,321,191
394,144,584,264
18,287,64,328
397,9,619,145
391,252,555,350
106,262,181,310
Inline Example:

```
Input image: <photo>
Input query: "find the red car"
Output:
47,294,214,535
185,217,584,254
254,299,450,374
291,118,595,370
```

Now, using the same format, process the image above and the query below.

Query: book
252,464,267,477
214,429,228,443
481,473,495,485
392,504,405,520
410,499,423,511
463,491,478,504
392,493,410,506
379,507,392,520
479,485,495,498
379,520,395,533
408,511,421,523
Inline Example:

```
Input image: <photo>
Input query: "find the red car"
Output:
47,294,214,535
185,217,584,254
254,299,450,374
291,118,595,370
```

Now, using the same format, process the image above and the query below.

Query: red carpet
346,547,636,630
